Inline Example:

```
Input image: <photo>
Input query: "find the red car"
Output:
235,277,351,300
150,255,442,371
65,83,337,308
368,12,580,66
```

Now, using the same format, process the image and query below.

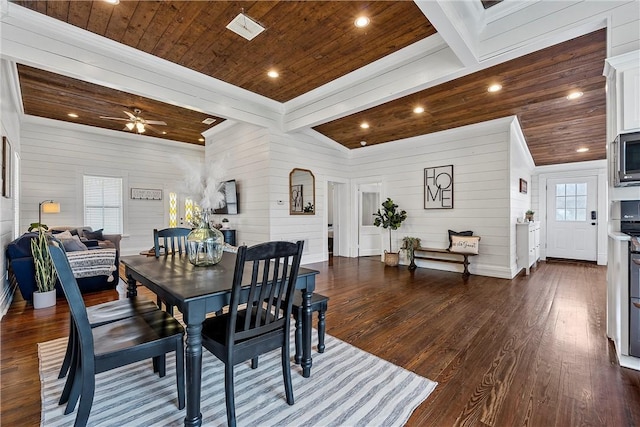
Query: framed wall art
130,188,163,200
2,136,11,198
424,165,453,209
519,178,528,194
291,184,303,213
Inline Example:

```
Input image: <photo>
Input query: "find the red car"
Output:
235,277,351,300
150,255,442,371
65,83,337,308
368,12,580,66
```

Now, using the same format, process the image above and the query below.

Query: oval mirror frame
289,168,315,215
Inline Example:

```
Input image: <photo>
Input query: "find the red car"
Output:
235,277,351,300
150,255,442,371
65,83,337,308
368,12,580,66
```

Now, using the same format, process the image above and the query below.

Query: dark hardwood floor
2,257,639,426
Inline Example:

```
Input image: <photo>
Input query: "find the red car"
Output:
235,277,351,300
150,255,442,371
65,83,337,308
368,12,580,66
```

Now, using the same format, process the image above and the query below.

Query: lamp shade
41,202,60,214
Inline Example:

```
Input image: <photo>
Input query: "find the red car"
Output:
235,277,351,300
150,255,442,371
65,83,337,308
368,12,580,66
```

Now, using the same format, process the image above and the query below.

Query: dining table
121,251,319,427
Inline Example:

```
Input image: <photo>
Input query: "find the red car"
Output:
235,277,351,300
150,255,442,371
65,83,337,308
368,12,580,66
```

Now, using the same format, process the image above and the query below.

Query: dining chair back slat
154,227,190,257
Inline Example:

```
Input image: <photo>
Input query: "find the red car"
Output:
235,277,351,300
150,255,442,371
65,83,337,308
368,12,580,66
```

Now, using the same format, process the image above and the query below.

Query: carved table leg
317,303,327,353
462,255,471,278
126,273,137,297
184,321,203,427
294,307,303,364
301,290,313,378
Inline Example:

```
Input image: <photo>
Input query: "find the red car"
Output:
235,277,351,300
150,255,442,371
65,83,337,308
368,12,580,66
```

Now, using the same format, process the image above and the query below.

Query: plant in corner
525,210,535,222
402,236,421,271
373,198,407,267
30,230,57,309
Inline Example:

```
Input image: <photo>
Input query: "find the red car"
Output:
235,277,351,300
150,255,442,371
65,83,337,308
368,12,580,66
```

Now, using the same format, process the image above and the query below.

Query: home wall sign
131,188,163,200
424,165,453,209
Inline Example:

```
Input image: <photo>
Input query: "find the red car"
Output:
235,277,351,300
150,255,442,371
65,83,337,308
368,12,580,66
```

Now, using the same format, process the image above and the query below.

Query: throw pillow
448,229,473,249
450,235,480,254
55,230,74,240
84,229,104,240
61,235,88,252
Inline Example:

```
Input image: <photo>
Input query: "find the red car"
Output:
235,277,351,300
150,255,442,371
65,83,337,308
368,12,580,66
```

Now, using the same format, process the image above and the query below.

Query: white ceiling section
0,0,637,139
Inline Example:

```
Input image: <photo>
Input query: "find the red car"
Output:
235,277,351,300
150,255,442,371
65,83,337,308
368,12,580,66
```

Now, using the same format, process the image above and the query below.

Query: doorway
545,176,597,261
358,183,381,257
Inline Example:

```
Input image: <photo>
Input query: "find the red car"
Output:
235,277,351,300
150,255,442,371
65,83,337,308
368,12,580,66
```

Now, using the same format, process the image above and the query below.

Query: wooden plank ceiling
314,29,607,166
12,1,606,166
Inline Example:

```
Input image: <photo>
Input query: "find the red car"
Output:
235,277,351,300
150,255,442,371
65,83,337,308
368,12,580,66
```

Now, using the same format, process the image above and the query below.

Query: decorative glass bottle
187,212,224,266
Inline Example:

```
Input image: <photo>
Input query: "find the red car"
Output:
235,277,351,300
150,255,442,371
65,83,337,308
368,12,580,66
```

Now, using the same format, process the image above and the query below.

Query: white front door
358,183,381,257
546,176,598,261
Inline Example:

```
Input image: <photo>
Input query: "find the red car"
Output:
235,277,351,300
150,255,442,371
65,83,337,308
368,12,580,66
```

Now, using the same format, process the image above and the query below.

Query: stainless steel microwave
614,131,640,187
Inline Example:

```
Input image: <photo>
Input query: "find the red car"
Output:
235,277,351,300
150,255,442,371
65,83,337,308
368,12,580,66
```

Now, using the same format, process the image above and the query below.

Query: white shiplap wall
349,116,517,278
206,122,350,264
509,118,536,276
19,117,203,255
267,129,350,263
205,122,272,248
0,59,22,318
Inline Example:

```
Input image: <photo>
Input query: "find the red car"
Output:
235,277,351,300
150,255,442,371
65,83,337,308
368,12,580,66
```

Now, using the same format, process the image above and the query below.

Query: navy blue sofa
6,232,120,302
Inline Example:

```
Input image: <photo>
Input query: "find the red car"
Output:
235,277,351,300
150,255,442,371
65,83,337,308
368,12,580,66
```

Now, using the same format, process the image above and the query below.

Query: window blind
83,175,123,233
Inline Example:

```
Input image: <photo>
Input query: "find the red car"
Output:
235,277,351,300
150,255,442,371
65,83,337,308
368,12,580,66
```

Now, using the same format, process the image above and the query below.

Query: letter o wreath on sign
450,235,480,254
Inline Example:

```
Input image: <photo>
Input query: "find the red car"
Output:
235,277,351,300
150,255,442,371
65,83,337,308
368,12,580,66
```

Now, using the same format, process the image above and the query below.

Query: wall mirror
289,168,315,215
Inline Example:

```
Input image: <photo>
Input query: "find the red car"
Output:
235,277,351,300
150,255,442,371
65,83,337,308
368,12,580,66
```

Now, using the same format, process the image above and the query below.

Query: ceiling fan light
136,122,145,133
125,122,135,130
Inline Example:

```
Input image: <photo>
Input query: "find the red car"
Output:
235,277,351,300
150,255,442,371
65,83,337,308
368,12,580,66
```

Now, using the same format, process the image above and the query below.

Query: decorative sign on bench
131,188,163,200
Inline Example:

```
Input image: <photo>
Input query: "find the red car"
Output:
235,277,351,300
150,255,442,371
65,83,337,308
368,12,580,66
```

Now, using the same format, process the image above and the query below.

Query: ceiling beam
0,3,283,130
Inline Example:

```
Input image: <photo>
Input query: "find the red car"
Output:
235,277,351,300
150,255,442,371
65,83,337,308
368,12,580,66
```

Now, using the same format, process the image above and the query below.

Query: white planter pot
33,289,56,309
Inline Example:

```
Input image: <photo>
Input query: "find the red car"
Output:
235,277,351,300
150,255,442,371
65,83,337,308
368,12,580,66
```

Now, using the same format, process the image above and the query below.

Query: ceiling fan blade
122,126,131,131
144,120,167,125
123,110,137,120
100,116,130,121
144,124,165,134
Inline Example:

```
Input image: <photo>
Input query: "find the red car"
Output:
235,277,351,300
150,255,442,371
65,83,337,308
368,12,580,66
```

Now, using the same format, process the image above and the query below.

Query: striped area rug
39,328,436,427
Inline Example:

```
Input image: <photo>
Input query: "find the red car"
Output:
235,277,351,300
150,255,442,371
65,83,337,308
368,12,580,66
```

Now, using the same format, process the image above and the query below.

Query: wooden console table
413,247,476,278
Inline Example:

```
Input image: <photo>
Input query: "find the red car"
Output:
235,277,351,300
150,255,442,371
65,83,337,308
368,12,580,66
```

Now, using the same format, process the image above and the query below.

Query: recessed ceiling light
413,106,425,114
354,16,370,28
576,147,589,153
360,122,370,129
198,137,205,142
161,131,167,135
104,0,119,4
567,91,583,100
360,141,367,146
67,113,78,118
267,70,279,78
487,84,502,93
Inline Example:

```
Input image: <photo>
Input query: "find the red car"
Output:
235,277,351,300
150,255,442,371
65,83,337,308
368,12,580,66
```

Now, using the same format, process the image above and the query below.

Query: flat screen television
213,179,239,214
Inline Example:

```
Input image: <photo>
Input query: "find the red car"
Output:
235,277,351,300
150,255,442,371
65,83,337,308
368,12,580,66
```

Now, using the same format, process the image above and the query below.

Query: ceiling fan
99,108,167,134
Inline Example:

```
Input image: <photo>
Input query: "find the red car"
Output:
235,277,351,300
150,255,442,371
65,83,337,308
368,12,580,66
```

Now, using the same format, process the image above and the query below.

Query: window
555,182,587,221
83,175,123,233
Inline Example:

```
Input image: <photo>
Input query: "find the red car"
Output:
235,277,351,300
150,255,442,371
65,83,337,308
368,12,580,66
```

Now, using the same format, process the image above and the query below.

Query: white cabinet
517,221,540,275
622,67,640,132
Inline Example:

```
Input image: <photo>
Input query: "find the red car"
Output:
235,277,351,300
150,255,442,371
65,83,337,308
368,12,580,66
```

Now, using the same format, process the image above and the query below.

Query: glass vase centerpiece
187,210,224,267
178,156,228,267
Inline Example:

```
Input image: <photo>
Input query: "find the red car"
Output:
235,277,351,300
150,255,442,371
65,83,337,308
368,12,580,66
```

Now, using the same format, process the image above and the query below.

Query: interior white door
358,183,381,257
546,176,597,261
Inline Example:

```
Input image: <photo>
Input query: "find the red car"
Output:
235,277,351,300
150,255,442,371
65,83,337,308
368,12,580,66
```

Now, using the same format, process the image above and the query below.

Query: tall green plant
373,198,407,252
31,231,57,293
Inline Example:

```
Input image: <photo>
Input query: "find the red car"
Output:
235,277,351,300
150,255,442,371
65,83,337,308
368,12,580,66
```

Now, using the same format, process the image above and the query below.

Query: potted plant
525,210,535,222
402,236,421,270
373,198,407,266
30,230,57,309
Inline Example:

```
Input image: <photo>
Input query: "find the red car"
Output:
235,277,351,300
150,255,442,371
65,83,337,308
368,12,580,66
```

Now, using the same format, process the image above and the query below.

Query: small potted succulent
402,236,421,271
525,210,535,222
